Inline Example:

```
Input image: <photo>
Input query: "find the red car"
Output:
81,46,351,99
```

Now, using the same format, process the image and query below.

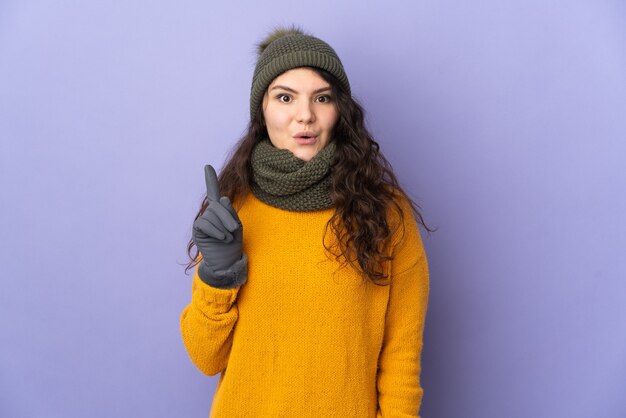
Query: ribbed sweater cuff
197,254,248,289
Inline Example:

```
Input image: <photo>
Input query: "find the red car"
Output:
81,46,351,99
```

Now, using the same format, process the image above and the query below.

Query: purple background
1,1,625,417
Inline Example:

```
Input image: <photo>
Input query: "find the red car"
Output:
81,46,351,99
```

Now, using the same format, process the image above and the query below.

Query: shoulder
385,188,417,237
385,188,426,271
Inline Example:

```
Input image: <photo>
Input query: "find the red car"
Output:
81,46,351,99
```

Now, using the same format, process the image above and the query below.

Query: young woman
180,26,431,417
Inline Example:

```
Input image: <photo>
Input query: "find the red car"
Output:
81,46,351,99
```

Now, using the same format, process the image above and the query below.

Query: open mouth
295,135,318,144
295,131,318,140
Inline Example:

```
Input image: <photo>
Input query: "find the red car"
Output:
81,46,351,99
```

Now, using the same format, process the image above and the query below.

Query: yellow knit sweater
180,191,429,417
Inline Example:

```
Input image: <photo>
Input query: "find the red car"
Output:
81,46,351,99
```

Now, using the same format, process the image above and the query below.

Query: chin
292,150,317,161
294,152,314,162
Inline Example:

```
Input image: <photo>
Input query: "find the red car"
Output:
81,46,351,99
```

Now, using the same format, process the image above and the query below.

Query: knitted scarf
250,138,336,211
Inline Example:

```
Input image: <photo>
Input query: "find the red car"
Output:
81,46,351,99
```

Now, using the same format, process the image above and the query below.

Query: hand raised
192,164,244,273
193,165,242,242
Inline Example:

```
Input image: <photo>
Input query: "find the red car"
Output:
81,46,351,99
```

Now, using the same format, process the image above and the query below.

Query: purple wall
1,1,624,417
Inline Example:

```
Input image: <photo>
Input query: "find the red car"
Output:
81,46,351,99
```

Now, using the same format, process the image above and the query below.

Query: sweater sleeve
180,259,241,376
376,199,430,418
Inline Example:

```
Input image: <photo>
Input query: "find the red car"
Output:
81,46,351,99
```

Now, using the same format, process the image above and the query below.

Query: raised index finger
204,164,221,202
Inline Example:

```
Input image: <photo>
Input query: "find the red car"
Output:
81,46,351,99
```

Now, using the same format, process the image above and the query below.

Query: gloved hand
192,164,247,288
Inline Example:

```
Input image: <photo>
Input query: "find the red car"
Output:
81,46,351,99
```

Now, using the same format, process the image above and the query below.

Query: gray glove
192,164,247,288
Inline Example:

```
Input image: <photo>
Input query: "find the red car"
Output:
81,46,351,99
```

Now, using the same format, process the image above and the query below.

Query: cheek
264,107,291,130
323,108,339,129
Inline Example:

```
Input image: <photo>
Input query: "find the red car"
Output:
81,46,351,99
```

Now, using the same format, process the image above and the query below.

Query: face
262,67,339,162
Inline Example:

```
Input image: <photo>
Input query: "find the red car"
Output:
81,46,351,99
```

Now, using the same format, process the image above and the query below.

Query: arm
180,259,241,376
376,200,430,417
181,164,246,375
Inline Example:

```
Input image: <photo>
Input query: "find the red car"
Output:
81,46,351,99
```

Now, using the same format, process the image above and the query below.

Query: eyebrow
269,85,332,94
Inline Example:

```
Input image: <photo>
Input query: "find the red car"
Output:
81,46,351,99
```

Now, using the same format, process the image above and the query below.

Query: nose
296,100,315,124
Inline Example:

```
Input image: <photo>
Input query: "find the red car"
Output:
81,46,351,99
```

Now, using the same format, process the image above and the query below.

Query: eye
276,94,292,103
316,95,332,103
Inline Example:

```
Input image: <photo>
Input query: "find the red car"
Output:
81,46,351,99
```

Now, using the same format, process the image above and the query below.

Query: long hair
185,67,434,285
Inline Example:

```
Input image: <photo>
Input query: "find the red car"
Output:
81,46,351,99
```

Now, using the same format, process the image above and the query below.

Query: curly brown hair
185,67,434,285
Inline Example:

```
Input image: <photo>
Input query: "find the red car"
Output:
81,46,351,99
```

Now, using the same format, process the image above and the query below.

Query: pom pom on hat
255,25,310,58
249,25,351,119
